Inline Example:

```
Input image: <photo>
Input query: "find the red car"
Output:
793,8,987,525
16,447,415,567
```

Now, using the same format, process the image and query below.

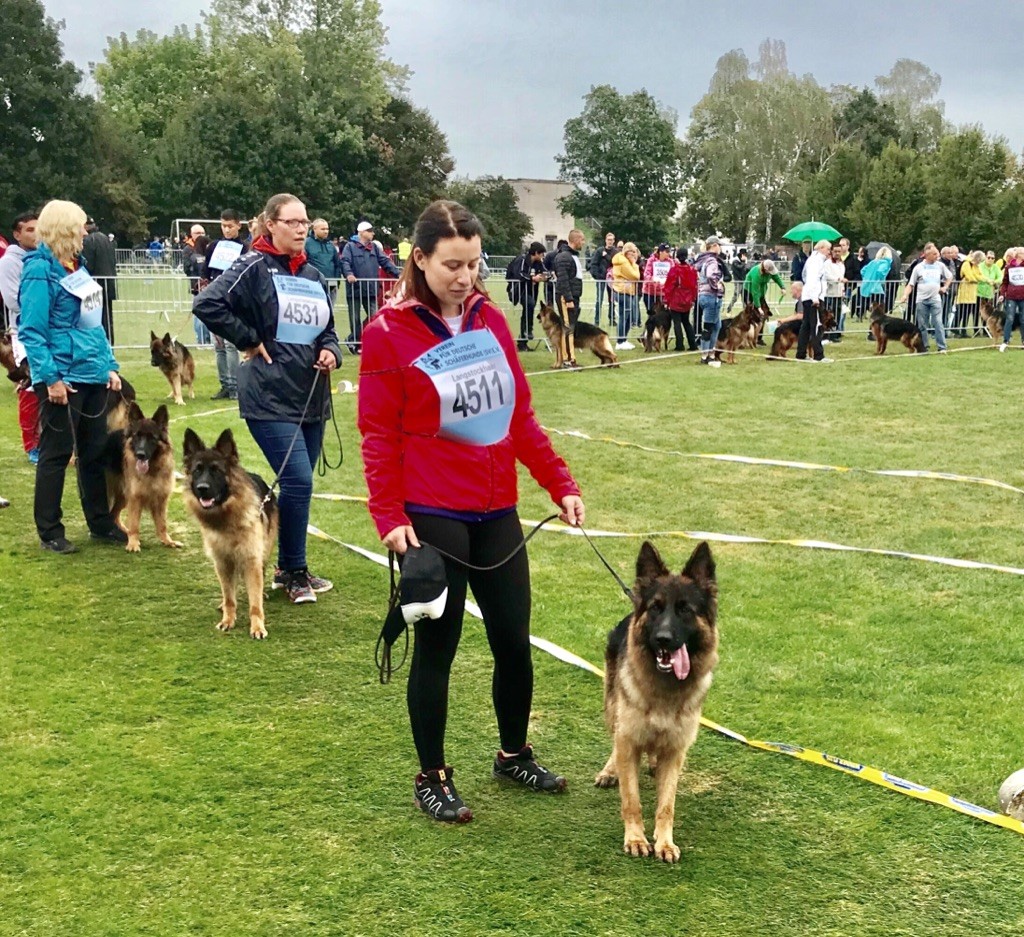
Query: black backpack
505,254,523,303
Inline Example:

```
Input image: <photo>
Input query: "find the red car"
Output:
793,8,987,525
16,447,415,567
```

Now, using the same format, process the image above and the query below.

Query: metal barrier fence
70,272,1000,350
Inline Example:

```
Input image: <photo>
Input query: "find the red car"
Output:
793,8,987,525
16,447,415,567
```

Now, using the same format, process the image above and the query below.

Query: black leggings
405,510,532,771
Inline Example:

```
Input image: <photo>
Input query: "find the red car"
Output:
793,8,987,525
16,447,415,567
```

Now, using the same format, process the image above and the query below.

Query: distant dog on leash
767,309,835,360
641,302,672,353
106,402,181,552
595,540,719,863
716,303,764,363
870,304,924,354
537,304,619,368
978,299,1003,343
182,428,279,640
150,331,195,405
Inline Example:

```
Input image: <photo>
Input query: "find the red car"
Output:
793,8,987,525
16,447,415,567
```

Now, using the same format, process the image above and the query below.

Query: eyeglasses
275,218,312,230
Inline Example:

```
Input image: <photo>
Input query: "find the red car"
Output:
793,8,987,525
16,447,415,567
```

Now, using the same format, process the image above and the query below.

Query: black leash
375,513,561,684
575,524,636,602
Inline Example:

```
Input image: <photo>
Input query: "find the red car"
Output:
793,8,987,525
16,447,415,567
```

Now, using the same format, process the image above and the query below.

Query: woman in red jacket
662,247,698,351
358,200,585,824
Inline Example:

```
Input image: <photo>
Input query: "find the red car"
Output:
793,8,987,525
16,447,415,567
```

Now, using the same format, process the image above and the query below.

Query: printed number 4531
451,372,505,418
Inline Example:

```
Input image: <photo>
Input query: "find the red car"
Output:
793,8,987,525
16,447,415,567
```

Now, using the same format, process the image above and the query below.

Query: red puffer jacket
663,262,698,312
358,293,580,539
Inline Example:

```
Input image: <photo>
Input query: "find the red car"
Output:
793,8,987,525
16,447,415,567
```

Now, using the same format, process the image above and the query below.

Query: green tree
0,0,97,225
847,142,927,254
556,85,684,247
445,177,531,255
925,128,1012,248
800,143,870,243
833,88,899,159
875,59,945,150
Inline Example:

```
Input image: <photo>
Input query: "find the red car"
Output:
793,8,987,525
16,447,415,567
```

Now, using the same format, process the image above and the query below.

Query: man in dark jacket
305,218,342,285
513,241,547,350
542,239,566,307
81,219,118,343
203,209,251,399
551,229,585,369
726,249,749,312
340,220,399,352
588,231,618,326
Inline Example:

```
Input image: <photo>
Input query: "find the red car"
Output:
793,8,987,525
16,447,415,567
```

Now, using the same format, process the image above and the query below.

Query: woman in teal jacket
19,200,123,554
859,247,893,311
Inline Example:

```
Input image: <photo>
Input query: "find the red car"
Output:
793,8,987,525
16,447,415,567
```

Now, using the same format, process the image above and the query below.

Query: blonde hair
875,246,892,261
970,250,985,265
622,241,639,255
37,200,87,266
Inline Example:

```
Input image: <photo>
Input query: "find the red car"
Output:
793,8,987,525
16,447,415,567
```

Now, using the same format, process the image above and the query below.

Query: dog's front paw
654,839,680,864
623,835,652,858
594,771,619,788
249,619,268,640
174,399,186,406
162,537,183,549
216,617,236,632
126,538,141,553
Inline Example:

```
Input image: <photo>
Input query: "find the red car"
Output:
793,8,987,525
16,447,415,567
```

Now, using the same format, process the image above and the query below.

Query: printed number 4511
451,372,505,418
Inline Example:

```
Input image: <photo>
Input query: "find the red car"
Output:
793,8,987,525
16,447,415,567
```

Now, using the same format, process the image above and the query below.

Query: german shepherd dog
978,299,1003,343
537,303,619,368
767,309,836,360
150,331,196,405
182,428,279,640
716,303,764,363
869,304,924,354
106,402,181,552
595,540,719,863
641,302,672,353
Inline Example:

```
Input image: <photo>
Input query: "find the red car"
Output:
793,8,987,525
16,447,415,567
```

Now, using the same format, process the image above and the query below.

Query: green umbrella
782,221,842,243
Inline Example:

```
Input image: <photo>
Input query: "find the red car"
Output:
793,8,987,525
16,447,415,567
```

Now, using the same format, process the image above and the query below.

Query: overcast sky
45,0,1024,179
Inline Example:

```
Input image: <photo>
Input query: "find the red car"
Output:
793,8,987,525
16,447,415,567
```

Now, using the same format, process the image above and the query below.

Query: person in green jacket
978,250,1002,307
743,259,785,345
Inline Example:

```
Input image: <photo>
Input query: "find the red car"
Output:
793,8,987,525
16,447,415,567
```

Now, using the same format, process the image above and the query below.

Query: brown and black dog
595,540,719,864
641,302,672,353
869,304,924,354
150,331,195,405
182,428,279,640
716,303,764,363
767,309,836,360
537,304,618,368
978,299,1003,344
106,402,181,552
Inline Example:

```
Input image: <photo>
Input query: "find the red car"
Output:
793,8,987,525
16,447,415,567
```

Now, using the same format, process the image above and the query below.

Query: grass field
2,320,1024,936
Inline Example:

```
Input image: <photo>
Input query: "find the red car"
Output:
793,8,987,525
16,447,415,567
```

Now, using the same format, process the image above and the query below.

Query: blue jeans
593,279,606,326
214,336,238,392
246,419,324,571
616,292,637,342
916,294,946,352
193,316,211,345
1004,299,1024,345
698,294,722,353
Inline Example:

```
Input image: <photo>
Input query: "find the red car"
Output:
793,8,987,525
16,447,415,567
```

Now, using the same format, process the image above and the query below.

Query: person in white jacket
795,239,833,362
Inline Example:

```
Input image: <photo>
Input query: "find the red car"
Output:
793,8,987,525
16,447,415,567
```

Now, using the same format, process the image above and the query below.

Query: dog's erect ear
682,541,716,587
127,400,144,424
182,428,204,460
152,404,169,430
636,540,669,585
162,332,172,345
150,330,158,342
214,428,238,463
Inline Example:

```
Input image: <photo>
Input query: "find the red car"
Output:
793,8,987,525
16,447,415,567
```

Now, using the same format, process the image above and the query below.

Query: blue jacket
860,257,892,297
304,235,342,280
340,237,399,294
19,243,119,387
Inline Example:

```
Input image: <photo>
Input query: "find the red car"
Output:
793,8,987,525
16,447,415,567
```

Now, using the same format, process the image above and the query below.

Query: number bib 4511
273,275,331,345
60,268,104,331
413,330,516,446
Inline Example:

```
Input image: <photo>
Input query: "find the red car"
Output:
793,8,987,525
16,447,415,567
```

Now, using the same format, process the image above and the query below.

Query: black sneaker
89,527,129,545
493,745,567,793
41,536,78,554
283,569,316,604
273,566,333,594
413,766,473,823
210,388,231,400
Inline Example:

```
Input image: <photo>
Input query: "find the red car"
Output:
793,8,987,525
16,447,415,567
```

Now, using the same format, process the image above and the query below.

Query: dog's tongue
671,645,691,681
136,458,150,475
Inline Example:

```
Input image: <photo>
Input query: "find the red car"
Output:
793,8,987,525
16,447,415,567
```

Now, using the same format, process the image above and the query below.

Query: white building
507,178,576,250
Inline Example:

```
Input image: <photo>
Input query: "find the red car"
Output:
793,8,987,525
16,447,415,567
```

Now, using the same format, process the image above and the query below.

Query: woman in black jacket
194,193,342,604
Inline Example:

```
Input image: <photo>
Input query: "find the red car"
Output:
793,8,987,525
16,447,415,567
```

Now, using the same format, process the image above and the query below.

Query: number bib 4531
60,268,104,330
413,330,516,446
274,275,330,345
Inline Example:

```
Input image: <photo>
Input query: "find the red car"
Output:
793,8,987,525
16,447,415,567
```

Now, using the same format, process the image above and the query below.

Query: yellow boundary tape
543,426,1024,497
306,522,1024,838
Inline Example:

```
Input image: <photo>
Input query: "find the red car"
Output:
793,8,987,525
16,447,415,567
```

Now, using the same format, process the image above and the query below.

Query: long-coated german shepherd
767,309,836,360
150,331,196,405
716,303,764,363
106,402,181,552
641,302,672,353
870,304,923,354
595,540,719,863
978,299,1003,343
537,303,619,368
182,428,279,640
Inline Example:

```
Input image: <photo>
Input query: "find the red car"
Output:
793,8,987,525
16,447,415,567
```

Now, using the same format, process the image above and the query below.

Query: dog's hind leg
616,736,651,857
651,748,687,863
595,738,621,788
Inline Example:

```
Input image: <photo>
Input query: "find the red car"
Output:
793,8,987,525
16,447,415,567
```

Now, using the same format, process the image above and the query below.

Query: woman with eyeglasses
194,193,342,604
